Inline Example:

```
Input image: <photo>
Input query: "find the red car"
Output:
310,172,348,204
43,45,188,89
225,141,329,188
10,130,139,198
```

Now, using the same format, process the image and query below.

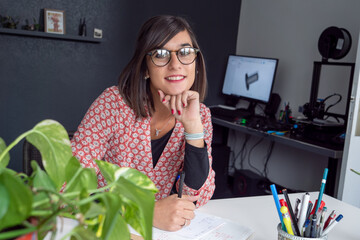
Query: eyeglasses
147,47,200,67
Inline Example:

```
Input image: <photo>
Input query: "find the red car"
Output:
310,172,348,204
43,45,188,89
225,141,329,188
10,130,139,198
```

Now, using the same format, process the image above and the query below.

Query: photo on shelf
44,9,65,34
94,28,103,38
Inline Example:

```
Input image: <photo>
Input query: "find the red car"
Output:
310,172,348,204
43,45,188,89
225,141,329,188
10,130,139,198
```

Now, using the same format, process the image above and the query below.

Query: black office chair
23,131,74,175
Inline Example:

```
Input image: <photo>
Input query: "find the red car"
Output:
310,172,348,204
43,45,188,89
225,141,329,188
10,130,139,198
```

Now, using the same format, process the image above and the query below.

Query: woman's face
146,30,196,96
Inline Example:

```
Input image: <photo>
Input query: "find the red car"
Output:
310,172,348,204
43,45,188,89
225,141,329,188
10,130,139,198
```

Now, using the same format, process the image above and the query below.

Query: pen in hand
178,171,186,198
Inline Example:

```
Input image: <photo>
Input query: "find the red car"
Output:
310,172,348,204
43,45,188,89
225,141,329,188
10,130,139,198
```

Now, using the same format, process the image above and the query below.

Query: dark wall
0,0,241,171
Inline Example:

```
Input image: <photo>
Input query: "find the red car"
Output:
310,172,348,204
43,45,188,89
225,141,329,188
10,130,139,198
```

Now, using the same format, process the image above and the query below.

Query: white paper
130,210,254,240
153,211,225,239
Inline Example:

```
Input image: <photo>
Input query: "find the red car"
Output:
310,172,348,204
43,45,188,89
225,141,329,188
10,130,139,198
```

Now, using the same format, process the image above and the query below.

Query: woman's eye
179,48,192,56
155,50,169,59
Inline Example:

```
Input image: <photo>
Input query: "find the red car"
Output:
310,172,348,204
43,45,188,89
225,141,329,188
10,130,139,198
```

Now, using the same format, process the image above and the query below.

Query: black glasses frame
147,47,200,67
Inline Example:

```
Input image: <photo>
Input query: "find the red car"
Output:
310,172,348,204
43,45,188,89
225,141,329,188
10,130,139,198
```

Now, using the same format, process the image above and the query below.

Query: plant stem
0,129,33,162
32,187,76,209
63,168,82,191
0,226,37,240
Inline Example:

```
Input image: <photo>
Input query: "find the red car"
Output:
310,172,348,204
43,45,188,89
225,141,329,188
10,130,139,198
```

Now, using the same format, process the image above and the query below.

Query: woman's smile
165,75,186,81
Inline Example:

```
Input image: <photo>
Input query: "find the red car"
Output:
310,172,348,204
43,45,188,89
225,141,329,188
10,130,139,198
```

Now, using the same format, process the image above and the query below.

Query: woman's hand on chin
158,90,203,132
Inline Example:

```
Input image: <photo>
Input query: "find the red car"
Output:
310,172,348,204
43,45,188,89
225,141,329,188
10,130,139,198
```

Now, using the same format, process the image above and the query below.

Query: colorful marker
281,206,294,235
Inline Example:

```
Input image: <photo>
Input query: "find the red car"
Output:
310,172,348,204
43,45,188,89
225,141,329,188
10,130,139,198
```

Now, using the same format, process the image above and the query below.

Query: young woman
71,15,215,231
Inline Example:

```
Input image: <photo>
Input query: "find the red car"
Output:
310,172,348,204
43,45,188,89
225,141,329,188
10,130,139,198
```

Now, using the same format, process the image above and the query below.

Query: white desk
49,192,360,239
199,192,360,240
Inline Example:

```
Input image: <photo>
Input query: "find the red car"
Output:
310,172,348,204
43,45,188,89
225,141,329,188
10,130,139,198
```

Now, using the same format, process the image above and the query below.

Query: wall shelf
0,28,103,43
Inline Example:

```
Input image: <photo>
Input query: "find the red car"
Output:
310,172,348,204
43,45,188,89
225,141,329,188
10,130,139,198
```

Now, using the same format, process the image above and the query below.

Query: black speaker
211,144,233,199
265,93,281,118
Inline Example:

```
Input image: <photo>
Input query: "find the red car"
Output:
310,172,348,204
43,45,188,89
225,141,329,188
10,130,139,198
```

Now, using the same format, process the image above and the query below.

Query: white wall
231,0,360,195
338,33,360,207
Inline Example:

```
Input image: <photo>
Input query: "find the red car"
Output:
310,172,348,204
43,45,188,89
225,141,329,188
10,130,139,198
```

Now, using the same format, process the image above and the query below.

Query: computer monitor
222,55,278,113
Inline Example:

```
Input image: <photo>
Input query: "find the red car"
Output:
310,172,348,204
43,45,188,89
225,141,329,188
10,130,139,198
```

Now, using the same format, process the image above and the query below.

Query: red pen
310,200,325,215
323,210,337,230
280,199,288,207
280,199,291,220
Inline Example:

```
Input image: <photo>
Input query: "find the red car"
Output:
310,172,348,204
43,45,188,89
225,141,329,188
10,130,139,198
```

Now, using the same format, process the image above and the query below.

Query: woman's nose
167,52,182,69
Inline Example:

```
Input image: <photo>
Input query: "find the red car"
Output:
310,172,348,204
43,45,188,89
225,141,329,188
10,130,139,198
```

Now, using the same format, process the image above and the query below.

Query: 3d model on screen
245,72,259,90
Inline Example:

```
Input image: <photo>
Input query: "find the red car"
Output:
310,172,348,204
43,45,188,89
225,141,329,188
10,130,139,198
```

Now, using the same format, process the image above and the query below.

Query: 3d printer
300,26,355,144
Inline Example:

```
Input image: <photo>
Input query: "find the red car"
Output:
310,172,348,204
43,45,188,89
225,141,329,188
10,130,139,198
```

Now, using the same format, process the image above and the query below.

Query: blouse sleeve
70,87,120,188
178,104,215,207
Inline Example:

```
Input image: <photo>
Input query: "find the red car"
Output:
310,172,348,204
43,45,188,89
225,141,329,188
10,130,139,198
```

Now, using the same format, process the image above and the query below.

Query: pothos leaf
26,119,73,191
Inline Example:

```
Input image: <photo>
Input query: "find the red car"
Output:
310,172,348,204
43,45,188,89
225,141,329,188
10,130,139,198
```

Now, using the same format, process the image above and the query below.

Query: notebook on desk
130,211,254,240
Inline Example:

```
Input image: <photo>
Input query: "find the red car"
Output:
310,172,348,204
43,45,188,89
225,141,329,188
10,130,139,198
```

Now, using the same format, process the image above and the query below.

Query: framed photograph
44,9,65,34
94,28,103,38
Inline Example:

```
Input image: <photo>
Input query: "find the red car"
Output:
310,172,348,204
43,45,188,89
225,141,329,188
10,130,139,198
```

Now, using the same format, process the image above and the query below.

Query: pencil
282,189,301,236
315,168,328,213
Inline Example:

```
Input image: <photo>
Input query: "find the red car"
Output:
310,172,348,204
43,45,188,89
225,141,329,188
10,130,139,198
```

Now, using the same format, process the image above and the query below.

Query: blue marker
270,184,285,230
315,168,328,213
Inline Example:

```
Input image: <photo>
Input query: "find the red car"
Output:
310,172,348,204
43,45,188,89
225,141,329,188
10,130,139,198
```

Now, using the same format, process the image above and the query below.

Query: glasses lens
148,48,199,66
151,49,170,66
177,47,198,65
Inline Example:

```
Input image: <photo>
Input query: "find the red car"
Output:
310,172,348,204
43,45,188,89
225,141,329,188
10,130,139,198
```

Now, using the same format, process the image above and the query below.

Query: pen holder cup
277,224,328,240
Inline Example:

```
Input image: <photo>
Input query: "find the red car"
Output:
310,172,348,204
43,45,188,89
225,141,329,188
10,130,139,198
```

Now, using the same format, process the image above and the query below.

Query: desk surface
199,192,360,240
49,192,359,239
212,117,343,159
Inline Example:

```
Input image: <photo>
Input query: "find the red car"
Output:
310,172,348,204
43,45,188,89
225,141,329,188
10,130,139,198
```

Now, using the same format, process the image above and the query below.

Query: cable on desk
263,141,275,179
247,137,264,176
229,129,239,171
231,133,250,171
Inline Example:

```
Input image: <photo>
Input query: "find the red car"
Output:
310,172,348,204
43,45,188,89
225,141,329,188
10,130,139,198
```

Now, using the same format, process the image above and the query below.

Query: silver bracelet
184,131,204,140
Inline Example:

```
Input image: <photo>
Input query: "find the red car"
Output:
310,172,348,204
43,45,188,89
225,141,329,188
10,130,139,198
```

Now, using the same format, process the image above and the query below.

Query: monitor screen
222,55,278,103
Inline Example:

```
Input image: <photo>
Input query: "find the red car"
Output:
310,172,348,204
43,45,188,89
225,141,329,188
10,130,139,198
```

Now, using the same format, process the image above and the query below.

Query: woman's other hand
153,194,200,231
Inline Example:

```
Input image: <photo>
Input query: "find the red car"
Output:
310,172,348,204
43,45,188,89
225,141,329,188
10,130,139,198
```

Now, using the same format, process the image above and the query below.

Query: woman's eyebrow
180,43,192,47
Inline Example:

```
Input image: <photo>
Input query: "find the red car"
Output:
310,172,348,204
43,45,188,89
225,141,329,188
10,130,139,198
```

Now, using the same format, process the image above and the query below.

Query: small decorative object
94,28,102,38
22,19,34,30
22,18,39,31
33,17,40,31
1,15,20,29
44,9,65,34
79,17,87,36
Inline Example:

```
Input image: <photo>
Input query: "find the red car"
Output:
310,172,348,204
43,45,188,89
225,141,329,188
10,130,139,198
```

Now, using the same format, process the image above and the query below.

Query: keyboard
210,105,251,121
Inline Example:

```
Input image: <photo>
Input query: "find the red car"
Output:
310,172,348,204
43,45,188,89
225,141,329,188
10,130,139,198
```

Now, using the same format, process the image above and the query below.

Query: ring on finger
181,219,188,227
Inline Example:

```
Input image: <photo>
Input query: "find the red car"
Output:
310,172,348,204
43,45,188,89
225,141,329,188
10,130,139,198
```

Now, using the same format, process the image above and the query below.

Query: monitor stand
225,95,239,107
246,101,257,117
236,101,257,119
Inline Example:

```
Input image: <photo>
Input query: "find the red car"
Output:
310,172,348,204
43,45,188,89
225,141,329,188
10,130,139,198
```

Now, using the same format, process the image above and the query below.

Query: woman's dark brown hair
118,15,207,118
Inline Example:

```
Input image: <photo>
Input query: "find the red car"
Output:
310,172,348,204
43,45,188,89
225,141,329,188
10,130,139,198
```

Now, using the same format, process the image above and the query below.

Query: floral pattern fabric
71,86,215,207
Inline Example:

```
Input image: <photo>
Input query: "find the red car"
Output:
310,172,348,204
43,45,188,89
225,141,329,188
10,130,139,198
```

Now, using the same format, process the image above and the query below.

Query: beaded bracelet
184,131,205,140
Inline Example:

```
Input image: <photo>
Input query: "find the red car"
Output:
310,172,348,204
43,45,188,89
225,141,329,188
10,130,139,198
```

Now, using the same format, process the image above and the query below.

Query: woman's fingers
158,90,200,116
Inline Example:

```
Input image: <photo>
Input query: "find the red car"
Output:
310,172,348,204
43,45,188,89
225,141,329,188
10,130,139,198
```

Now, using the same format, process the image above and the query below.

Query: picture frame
44,9,65,34
94,28,103,38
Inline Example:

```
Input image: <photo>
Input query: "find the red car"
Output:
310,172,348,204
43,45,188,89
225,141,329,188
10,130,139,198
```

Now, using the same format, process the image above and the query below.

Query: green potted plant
0,119,157,240
1,15,20,29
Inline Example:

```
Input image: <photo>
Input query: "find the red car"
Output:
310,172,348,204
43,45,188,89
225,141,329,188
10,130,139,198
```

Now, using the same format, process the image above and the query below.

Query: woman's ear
144,70,150,80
